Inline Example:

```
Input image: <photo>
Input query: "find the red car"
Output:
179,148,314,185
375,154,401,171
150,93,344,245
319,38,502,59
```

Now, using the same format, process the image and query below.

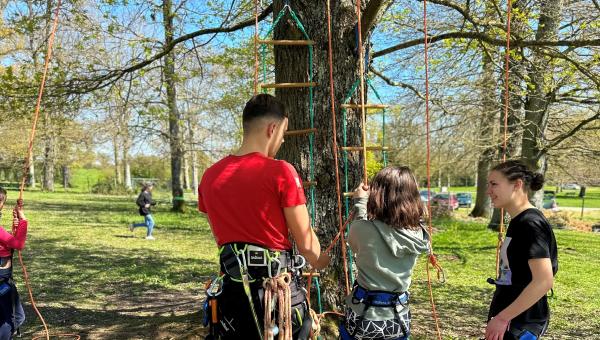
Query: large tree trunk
62,165,70,189
27,154,36,188
42,115,55,192
123,138,132,191
521,0,562,207
274,0,380,310
188,118,199,195
113,135,122,185
163,0,185,212
183,151,190,190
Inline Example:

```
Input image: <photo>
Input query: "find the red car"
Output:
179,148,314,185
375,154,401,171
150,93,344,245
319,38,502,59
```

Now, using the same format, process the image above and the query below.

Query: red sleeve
0,220,28,250
198,184,207,213
277,161,307,208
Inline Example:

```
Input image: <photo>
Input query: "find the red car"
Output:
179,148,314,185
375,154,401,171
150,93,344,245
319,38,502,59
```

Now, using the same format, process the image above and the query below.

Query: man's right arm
284,204,330,270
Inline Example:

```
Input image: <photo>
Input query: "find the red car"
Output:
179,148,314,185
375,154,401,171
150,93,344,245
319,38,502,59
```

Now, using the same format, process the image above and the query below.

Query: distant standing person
485,160,558,340
130,183,157,240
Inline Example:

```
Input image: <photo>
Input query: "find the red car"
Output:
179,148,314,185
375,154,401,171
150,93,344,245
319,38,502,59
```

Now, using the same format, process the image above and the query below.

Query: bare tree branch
544,110,600,151
373,31,600,58
61,4,273,94
362,0,392,34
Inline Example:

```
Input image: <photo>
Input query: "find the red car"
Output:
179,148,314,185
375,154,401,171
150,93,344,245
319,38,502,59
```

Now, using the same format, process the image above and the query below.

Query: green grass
69,168,108,192
5,189,214,339
3,190,599,339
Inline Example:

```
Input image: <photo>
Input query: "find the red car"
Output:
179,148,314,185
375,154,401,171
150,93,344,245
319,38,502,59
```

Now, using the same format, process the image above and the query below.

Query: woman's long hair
367,166,424,230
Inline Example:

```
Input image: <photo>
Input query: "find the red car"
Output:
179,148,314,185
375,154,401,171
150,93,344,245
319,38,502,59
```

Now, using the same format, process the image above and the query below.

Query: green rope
367,78,388,166
340,78,361,285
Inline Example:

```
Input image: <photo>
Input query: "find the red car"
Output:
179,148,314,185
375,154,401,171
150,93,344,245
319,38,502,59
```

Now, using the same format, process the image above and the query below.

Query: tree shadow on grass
408,280,492,339
14,237,216,340
24,304,206,340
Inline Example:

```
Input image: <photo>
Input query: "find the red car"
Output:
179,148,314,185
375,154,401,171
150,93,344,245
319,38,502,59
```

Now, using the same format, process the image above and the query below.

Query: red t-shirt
0,219,28,257
198,152,306,250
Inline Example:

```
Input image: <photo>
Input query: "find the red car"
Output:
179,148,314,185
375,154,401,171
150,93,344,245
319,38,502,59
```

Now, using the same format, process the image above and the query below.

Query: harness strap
349,283,410,338
353,284,409,307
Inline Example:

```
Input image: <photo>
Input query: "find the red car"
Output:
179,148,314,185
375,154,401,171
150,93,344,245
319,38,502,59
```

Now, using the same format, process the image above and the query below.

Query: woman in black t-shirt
485,160,558,340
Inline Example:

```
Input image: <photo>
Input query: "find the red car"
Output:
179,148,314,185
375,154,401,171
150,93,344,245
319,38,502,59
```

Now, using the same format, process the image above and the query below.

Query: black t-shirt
489,208,558,324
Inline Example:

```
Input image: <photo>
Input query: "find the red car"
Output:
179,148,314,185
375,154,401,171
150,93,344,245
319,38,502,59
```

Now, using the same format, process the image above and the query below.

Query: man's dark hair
242,94,286,131
0,186,6,203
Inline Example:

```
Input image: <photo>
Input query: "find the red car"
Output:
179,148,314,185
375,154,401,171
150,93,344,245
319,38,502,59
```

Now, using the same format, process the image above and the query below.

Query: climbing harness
203,243,308,339
339,283,411,340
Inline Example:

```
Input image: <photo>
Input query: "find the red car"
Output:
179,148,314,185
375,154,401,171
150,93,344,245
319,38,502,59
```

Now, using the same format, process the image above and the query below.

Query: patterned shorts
342,306,410,340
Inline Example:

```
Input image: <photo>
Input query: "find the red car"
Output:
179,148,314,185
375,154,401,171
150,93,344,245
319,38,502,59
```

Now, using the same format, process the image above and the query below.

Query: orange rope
12,1,78,340
422,0,443,338
355,0,369,186
253,0,259,95
326,0,350,296
496,0,513,278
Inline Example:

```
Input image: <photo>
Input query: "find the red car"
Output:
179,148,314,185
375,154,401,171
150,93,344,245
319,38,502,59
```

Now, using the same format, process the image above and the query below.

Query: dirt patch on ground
23,289,208,340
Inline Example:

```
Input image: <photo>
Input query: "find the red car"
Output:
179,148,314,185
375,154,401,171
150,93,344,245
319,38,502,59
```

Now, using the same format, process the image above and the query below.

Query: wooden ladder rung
260,82,317,89
285,128,317,137
340,146,390,152
341,103,389,110
303,181,317,188
302,272,321,277
258,39,315,46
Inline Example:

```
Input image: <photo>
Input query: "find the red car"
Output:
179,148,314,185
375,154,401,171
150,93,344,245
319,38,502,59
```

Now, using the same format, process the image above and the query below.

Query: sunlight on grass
2,189,598,339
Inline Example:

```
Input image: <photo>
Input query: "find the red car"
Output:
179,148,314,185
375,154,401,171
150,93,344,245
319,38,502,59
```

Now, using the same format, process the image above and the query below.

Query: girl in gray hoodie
340,166,430,340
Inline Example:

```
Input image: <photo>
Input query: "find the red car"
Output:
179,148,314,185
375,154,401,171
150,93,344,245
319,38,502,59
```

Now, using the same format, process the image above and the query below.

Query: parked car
431,193,459,210
542,190,559,211
419,190,436,202
456,192,473,208
562,183,580,190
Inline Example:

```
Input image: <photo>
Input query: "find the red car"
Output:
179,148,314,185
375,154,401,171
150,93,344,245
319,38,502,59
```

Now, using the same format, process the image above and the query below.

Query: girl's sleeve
353,197,368,220
0,220,28,250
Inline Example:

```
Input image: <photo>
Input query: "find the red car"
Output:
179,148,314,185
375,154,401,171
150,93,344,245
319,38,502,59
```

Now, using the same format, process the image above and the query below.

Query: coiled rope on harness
263,273,293,340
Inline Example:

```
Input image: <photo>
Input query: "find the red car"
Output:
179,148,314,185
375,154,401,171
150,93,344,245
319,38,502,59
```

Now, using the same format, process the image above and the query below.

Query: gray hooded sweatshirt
346,197,430,320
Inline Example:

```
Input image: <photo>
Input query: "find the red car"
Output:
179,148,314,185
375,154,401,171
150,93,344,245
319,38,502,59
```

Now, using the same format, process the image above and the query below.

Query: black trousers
207,276,313,340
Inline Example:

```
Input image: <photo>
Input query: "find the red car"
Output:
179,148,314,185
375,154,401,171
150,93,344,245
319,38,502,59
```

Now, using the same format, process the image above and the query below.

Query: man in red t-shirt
198,94,329,339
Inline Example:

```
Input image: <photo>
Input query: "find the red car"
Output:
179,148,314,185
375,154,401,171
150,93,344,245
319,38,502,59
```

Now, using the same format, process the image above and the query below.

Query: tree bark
274,0,381,310
163,0,185,212
113,135,122,185
188,118,199,195
27,155,35,188
42,114,55,192
123,138,132,190
62,165,70,189
471,34,498,218
521,0,563,207
183,150,190,190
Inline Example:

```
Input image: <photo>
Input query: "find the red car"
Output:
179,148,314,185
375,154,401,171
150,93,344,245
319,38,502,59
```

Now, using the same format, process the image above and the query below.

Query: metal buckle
292,254,306,270
268,257,283,278
207,276,224,297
